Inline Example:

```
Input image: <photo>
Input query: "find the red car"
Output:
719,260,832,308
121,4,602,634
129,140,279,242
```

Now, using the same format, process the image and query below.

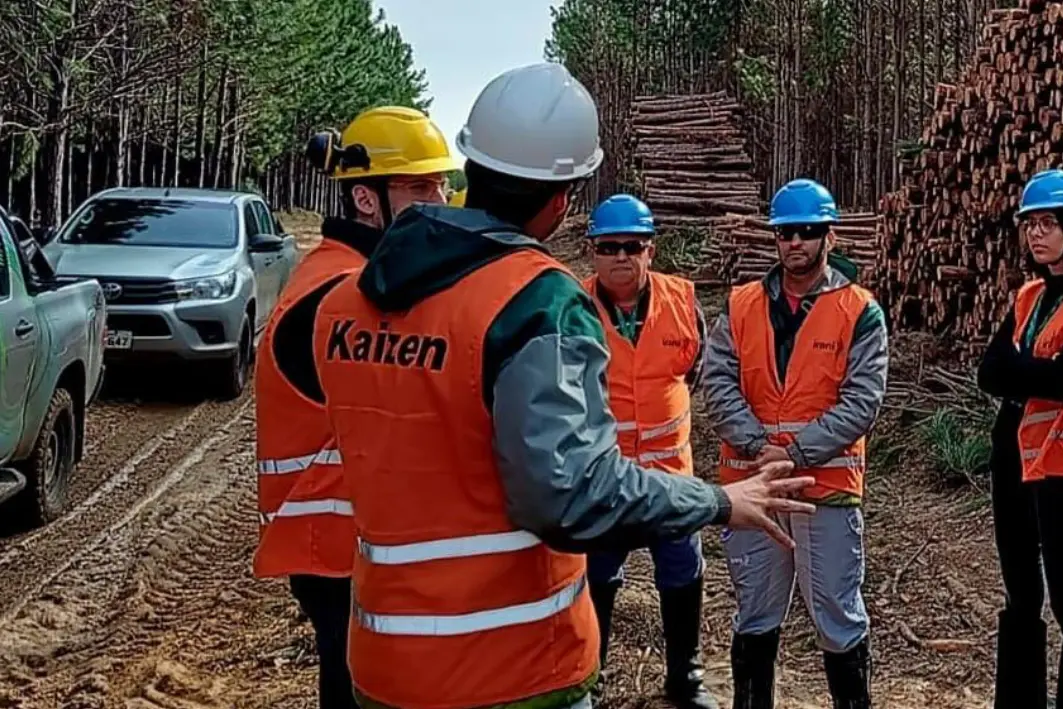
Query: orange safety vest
315,248,598,709
252,239,364,579
717,280,873,499
1013,279,1063,483
582,272,699,475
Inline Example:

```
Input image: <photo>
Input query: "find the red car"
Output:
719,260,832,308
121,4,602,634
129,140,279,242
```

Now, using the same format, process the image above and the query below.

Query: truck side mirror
249,232,284,253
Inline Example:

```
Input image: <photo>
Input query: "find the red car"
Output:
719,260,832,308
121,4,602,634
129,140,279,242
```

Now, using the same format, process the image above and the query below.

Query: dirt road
0,215,1028,708
0,215,326,709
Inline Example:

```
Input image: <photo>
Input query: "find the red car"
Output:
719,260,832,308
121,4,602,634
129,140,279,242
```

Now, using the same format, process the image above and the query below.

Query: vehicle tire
13,387,77,526
216,317,252,401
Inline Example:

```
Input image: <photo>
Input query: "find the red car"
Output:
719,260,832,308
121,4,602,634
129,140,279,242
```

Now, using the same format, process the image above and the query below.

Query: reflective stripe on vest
586,272,699,477
356,529,584,634
1019,409,1063,465
716,281,872,499
359,529,542,565
357,576,587,636
722,454,865,471
260,498,354,524
257,448,342,475
639,442,692,464
723,420,864,471
616,410,690,441
252,240,365,580
1013,279,1063,482
1021,409,1063,427
315,247,599,709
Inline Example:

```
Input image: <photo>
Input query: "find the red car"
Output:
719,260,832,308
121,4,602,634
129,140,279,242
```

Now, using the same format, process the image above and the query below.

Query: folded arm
978,307,1063,402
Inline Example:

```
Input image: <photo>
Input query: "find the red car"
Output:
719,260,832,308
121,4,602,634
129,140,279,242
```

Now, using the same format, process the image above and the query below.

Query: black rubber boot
993,609,1047,709
1054,655,1061,709
660,580,719,709
1054,654,1061,709
589,579,621,697
730,629,780,709
823,638,872,709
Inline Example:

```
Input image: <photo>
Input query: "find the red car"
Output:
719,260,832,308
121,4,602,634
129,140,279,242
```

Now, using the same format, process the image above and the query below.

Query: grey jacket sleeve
703,304,769,457
492,332,732,554
785,301,890,468
684,299,709,396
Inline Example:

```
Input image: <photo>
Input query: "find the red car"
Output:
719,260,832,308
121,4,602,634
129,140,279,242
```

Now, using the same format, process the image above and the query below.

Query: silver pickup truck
41,187,298,399
0,209,106,526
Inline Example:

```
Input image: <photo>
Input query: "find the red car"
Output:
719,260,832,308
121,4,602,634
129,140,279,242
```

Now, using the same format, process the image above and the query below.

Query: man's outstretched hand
722,460,816,549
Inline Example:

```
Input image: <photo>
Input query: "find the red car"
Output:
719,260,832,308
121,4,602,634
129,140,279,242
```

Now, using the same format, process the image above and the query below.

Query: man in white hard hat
310,63,817,709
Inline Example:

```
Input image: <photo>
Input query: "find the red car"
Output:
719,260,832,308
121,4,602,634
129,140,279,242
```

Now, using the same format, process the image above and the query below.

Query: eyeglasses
593,240,651,256
774,224,830,242
1020,215,1060,233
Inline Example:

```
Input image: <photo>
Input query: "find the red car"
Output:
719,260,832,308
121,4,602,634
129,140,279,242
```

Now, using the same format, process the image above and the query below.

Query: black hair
464,159,575,227
1017,207,1063,277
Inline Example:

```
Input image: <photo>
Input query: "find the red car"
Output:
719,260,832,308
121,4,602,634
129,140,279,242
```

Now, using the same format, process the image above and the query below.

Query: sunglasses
593,240,651,256
774,224,830,242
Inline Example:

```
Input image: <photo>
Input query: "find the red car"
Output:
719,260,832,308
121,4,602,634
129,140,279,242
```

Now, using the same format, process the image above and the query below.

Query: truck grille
96,277,179,305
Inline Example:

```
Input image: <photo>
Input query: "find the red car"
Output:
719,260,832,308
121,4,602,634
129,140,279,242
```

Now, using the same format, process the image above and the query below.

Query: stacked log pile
631,91,879,285
876,0,1063,357
697,212,881,285
631,92,762,230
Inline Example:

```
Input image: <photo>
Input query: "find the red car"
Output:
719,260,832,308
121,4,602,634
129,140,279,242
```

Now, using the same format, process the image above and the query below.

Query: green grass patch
653,227,704,274
917,407,993,489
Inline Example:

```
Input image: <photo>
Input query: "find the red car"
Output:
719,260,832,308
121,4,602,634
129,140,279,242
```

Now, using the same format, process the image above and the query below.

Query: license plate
104,330,133,349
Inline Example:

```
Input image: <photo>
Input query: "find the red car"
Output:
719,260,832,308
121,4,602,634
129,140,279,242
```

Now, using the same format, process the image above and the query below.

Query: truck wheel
216,317,252,401
14,387,77,526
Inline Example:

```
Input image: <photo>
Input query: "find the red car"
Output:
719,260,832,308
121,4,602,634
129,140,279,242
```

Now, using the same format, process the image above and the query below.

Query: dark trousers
990,409,1063,708
1040,480,1063,628
289,575,357,709
588,533,704,590
992,451,1063,625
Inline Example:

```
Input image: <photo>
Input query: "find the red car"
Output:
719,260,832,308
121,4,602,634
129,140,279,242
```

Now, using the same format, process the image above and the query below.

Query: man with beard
704,179,889,709
579,194,717,709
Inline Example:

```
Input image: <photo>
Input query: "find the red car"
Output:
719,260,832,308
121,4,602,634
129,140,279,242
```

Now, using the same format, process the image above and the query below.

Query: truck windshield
60,199,238,249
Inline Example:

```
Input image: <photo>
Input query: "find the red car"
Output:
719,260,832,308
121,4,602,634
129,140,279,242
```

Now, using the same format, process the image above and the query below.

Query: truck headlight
176,271,237,301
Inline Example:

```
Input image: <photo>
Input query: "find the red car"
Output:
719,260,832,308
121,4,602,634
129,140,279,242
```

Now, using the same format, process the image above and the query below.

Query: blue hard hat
1017,169,1063,216
588,194,655,238
768,179,839,226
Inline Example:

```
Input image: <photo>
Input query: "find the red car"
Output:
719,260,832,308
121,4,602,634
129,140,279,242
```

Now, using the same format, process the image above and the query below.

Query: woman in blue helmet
978,168,1063,709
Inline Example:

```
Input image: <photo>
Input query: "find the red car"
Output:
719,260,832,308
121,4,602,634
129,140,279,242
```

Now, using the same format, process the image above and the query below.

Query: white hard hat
456,62,604,182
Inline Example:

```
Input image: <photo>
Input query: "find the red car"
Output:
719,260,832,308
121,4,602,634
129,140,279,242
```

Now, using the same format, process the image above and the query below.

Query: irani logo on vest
325,319,448,371
661,336,695,349
812,339,840,353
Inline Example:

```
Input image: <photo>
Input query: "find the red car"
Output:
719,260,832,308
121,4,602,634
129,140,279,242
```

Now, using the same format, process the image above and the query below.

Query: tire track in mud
0,397,261,709
0,393,248,619
0,402,207,568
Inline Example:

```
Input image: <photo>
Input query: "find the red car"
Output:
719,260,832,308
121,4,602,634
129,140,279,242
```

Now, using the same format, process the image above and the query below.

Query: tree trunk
194,45,208,188
211,66,230,188
171,74,183,187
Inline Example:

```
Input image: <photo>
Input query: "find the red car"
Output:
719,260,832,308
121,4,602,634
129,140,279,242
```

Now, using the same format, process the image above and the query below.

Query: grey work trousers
722,505,869,653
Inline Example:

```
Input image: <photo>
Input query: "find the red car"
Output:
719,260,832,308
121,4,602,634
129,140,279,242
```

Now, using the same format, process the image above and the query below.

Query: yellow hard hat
449,188,467,207
306,106,457,180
